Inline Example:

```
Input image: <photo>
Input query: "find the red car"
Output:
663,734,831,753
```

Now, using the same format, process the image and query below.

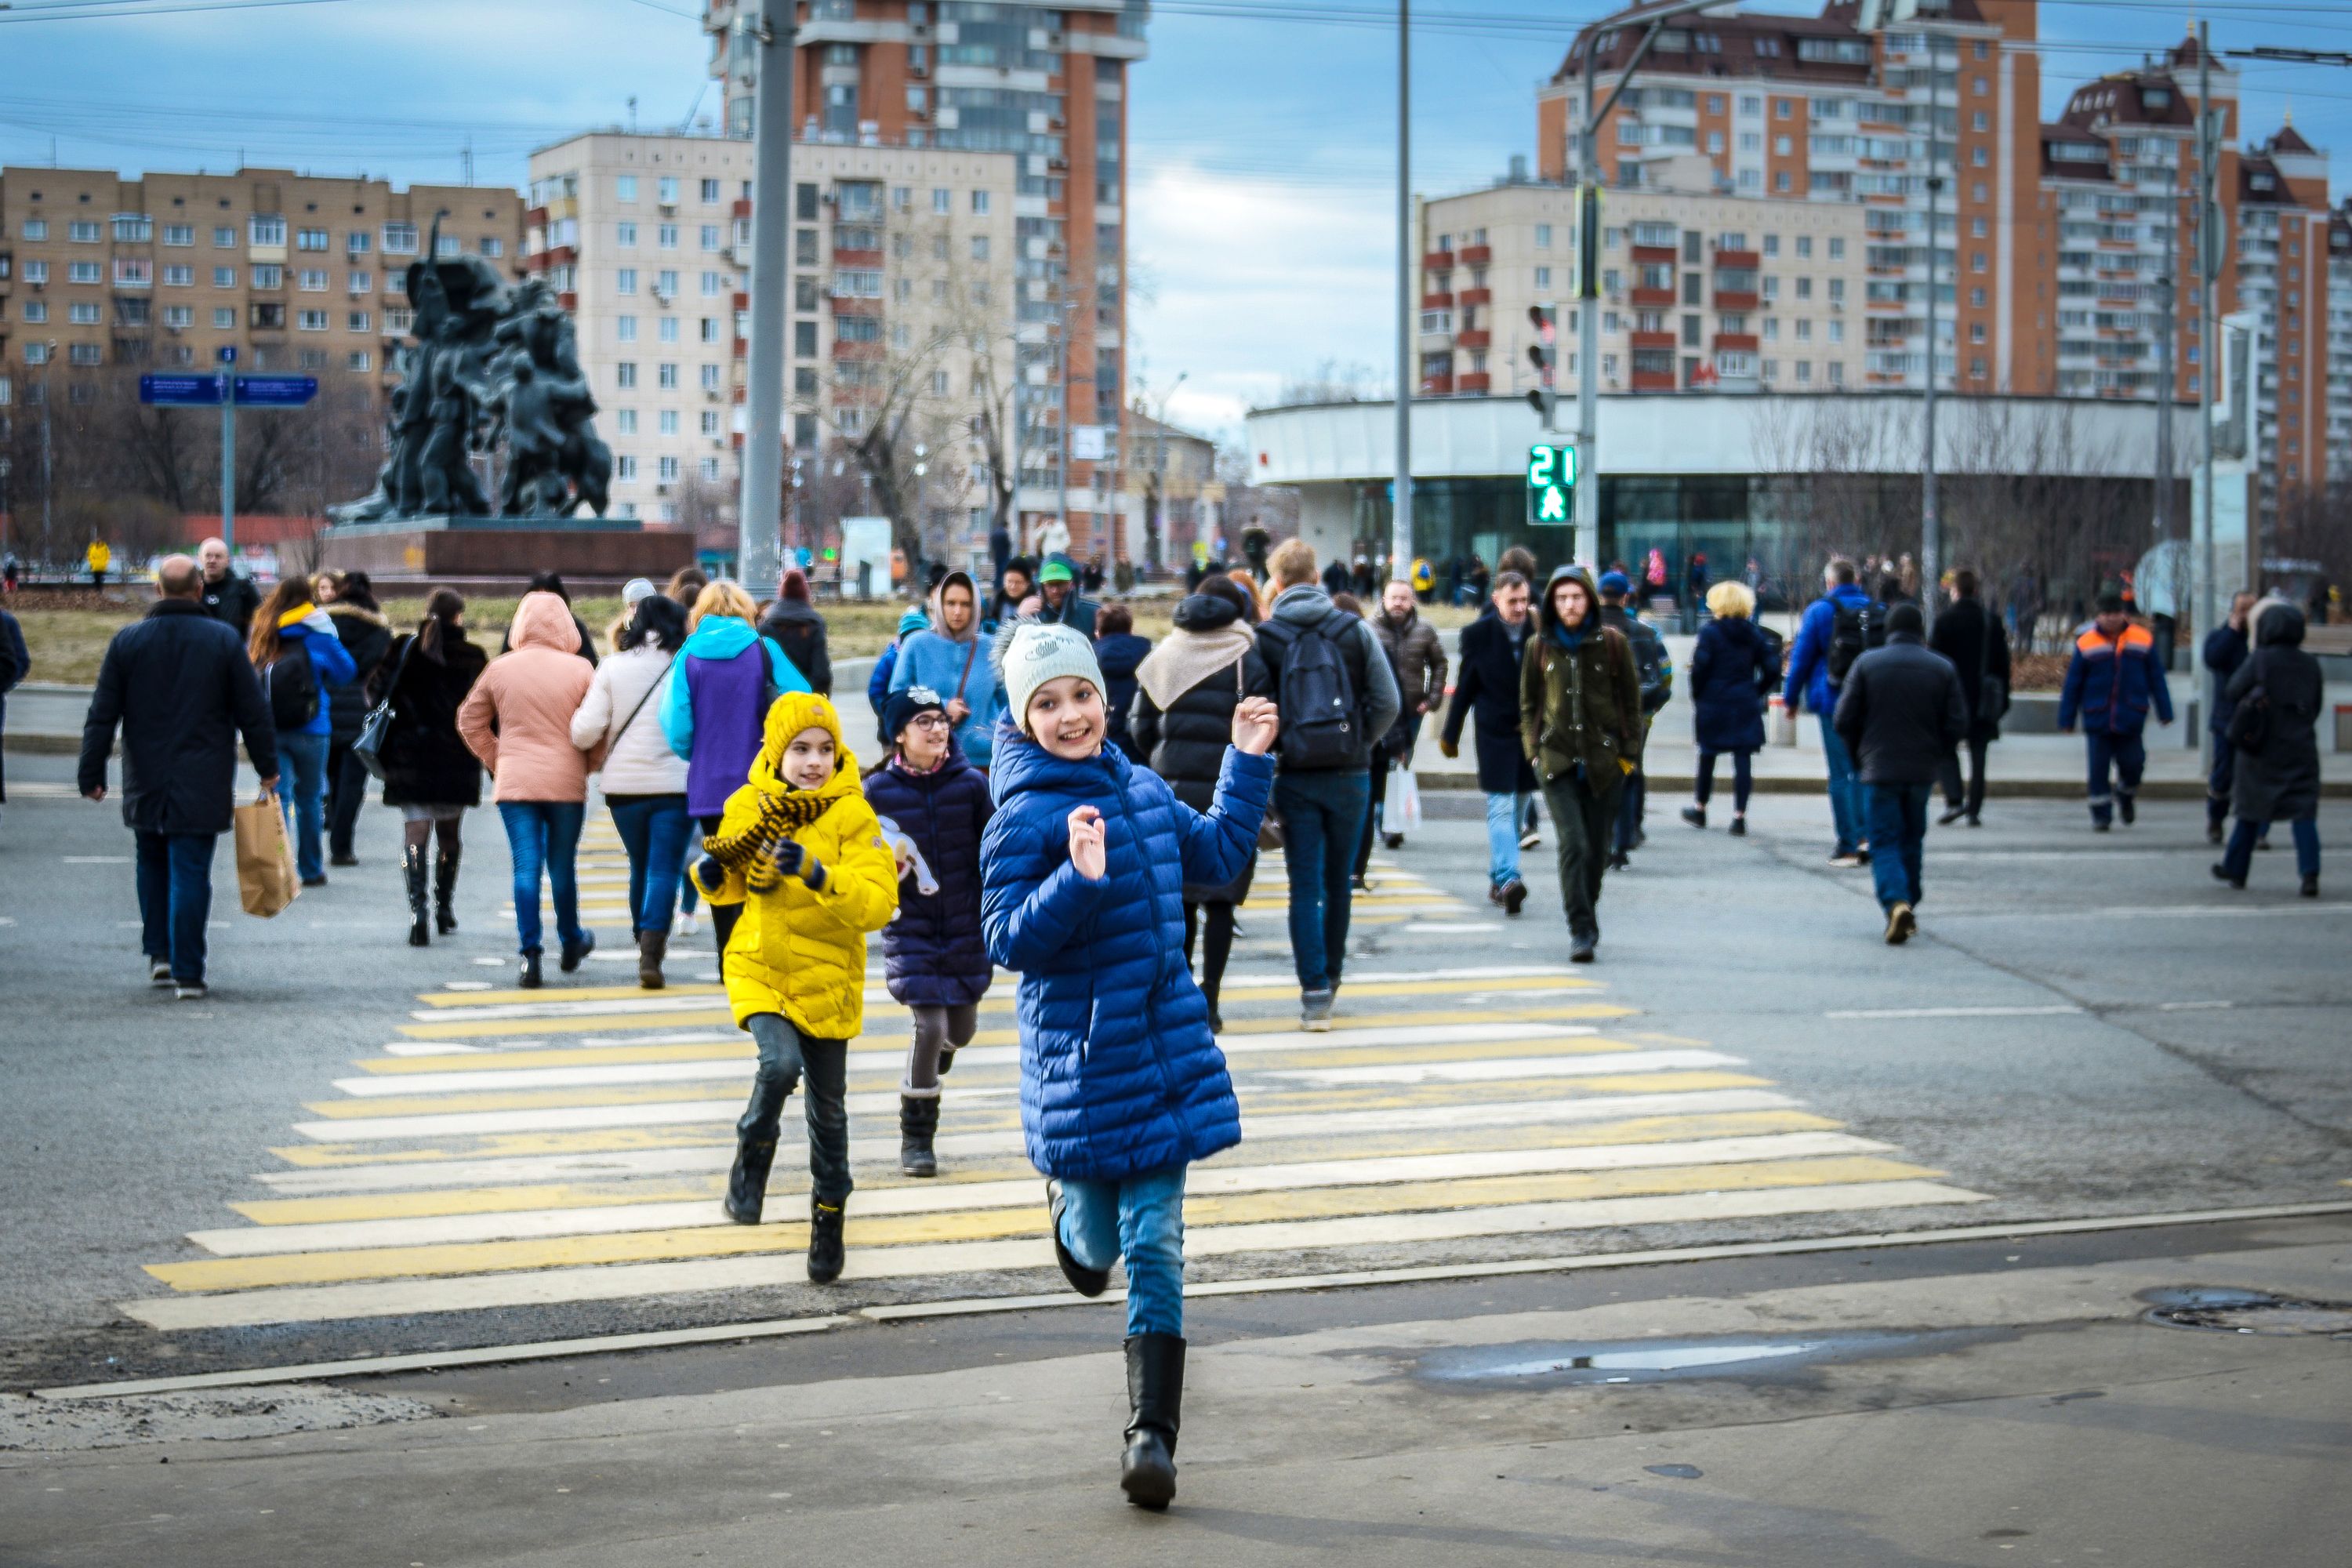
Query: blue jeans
606,794,692,935
2085,730,2145,824
1866,782,1932,913
136,829,217,983
1817,712,1862,854
1273,768,1370,993
277,730,329,882
1058,1165,1189,1338
1484,789,1536,887
2224,815,2319,880
497,800,586,954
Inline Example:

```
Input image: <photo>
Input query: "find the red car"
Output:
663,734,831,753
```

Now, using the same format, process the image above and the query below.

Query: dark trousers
0,695,9,805
1183,900,1237,1006
1936,734,1990,819
1866,782,1931,913
1541,769,1621,942
136,829,217,983
2224,816,2319,880
2085,731,2145,825
1612,767,1647,856
325,735,372,859
2205,734,2265,837
742,1013,852,1207
1274,768,1370,994
1696,748,1754,814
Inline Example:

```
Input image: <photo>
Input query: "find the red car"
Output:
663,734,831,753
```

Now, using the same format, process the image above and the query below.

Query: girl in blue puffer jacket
980,621,1278,1512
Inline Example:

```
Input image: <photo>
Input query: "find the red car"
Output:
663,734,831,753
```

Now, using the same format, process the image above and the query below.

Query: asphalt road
2,737,2347,1396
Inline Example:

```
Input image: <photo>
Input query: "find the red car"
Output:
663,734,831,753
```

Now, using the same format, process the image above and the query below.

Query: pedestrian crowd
58,532,2330,1508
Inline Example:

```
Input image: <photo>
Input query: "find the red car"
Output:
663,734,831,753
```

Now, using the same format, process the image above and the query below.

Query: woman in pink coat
457,590,598,987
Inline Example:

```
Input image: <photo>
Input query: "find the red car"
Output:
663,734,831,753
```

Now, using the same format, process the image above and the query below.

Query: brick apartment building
0,165,521,401
701,0,1148,563
1477,1,2334,518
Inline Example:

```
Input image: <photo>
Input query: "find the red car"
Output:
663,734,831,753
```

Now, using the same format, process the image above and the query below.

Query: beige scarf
1137,624,1257,710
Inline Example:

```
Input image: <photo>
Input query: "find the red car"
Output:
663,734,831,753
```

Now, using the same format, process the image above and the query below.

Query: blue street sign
231,375,318,406
140,373,224,407
216,346,238,365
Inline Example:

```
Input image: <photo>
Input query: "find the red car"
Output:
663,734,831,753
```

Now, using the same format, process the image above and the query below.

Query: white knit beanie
997,620,1105,735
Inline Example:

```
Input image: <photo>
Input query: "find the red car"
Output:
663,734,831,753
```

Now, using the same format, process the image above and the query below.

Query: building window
213,307,237,329
21,218,48,241
297,309,329,331
250,215,286,246
659,223,680,249
70,343,104,367
20,300,46,323
1774,172,1791,193
700,177,721,203
615,409,638,435
701,270,724,297
700,223,721,252
658,316,680,343
617,267,639,296
615,456,639,481
347,310,371,332
1535,266,1552,290
299,268,328,291
658,269,681,296
1536,223,1552,249
68,302,101,325
659,409,681,436
164,304,193,328
70,220,102,242
383,222,418,254
616,362,638,389
21,343,49,365
69,260,102,284
659,176,680,205
297,227,328,251
252,263,282,289
971,190,991,215
658,363,680,390
700,365,721,390
617,174,638,203
162,223,193,247
617,315,638,343
701,410,721,436
700,317,721,343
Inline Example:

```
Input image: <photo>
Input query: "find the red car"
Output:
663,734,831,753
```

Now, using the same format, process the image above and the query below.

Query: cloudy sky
3,0,2345,440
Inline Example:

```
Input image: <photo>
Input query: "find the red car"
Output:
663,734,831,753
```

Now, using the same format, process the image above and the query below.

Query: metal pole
1573,38,1599,568
735,0,795,590
2196,22,2217,774
1920,38,1941,628
2155,179,2175,554
1056,291,1070,557
1392,0,1413,586
221,372,237,553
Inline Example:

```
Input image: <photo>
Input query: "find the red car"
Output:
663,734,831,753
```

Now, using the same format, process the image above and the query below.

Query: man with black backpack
1257,539,1401,1031
1597,571,1672,869
1782,557,1882,867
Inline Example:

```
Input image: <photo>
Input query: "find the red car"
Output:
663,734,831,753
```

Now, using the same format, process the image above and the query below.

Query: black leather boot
723,1073,790,1225
403,844,430,947
517,949,543,989
559,927,596,973
898,1094,939,1178
434,844,460,934
805,1196,846,1284
1046,1179,1109,1297
1120,1333,1185,1510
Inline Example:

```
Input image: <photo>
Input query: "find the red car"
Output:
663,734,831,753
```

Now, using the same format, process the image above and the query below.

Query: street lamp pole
1393,0,1413,586
736,0,796,590
1920,36,1943,629
2195,20,2219,774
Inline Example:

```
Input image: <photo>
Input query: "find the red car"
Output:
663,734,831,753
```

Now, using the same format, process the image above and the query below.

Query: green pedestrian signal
1527,443,1577,527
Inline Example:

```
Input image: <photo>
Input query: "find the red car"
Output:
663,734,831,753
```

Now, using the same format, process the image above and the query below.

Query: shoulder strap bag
351,634,416,782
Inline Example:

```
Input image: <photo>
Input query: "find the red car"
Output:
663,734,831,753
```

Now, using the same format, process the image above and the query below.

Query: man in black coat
1834,602,1967,946
0,602,27,825
2201,591,2262,848
1928,568,2011,827
80,555,280,996
1440,568,1540,914
196,536,263,637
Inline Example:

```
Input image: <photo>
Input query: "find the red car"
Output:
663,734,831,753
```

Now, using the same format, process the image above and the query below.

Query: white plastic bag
1393,768,1424,833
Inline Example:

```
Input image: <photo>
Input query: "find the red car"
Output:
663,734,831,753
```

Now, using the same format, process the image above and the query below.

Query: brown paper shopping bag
234,789,300,918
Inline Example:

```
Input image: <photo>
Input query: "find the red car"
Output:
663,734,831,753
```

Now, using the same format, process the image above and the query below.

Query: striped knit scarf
702,787,841,891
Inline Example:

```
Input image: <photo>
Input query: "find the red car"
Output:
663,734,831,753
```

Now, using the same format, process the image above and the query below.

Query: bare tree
1272,359,1386,408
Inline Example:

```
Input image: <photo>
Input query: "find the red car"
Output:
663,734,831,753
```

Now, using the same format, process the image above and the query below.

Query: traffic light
1526,303,1559,430
1526,442,1577,528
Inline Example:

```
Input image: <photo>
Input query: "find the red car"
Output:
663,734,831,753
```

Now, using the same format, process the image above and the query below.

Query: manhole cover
2140,1287,2352,1336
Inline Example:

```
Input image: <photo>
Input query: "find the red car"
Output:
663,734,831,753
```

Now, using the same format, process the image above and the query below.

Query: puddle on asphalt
1413,1327,2006,1387
2140,1287,2352,1337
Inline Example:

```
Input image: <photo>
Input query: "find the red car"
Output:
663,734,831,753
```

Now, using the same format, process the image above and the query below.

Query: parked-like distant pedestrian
1928,568,2010,827
320,572,394,867
1522,565,1641,962
1833,602,1967,944
1440,570,1539,913
2058,593,2173,830
195,537,261,637
985,557,1036,633
1367,579,1447,854
1092,603,1151,763
0,601,27,826
1256,539,1401,1028
891,571,1005,769
1036,557,1099,638
1597,571,1671,868
377,590,485,947
1682,579,1779,834
2201,592,2263,848
1131,576,1272,1031
249,578,358,888
2212,600,2323,898
573,593,692,987
862,686,995,1176
1783,557,1880,866
459,590,600,988
79,556,279,999
757,567,833,695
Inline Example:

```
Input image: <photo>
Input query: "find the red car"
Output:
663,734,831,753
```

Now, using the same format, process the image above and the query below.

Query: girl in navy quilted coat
862,684,994,1178
980,620,1278,1512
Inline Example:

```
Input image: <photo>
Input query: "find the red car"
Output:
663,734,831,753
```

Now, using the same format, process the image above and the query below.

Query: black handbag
352,635,416,781
2227,685,2270,755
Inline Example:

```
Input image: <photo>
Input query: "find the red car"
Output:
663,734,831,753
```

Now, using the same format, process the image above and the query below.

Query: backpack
1826,598,1885,688
1617,615,1670,713
1754,623,1788,696
267,640,319,732
1258,609,1363,768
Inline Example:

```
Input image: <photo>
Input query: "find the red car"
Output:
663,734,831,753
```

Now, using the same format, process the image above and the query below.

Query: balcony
830,296,883,315
1421,292,1454,310
1631,245,1676,265
733,198,753,220
1421,372,1454,395
1629,286,1675,308
1714,249,1759,270
1422,249,1455,270
1457,372,1491,394
1715,289,1759,312
1457,287,1491,308
1629,330,1675,351
1714,332,1759,352
1458,245,1492,267
1456,328,1490,350
833,247,884,268
1629,369,1677,392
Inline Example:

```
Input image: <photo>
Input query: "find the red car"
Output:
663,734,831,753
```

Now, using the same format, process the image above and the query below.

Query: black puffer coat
757,598,833,696
863,750,994,1006
325,603,395,742
1131,595,1272,904
78,598,278,836
1688,614,1779,754
2226,604,2323,823
378,630,488,808
1928,595,2011,742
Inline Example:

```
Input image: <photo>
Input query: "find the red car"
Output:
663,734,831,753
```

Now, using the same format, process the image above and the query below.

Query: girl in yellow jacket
692,692,898,1283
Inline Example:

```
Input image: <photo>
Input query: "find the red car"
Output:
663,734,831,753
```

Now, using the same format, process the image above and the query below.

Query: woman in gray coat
2212,600,2321,897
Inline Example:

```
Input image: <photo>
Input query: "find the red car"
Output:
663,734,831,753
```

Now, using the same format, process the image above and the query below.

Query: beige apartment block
1421,158,1869,402
0,165,519,401
527,132,1018,550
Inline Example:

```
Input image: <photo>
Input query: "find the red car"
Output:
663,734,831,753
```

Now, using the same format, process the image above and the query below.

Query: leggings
742,1013,852,1207
904,1002,978,1094
1183,901,1237,1004
401,814,464,857
1695,749,1755,814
